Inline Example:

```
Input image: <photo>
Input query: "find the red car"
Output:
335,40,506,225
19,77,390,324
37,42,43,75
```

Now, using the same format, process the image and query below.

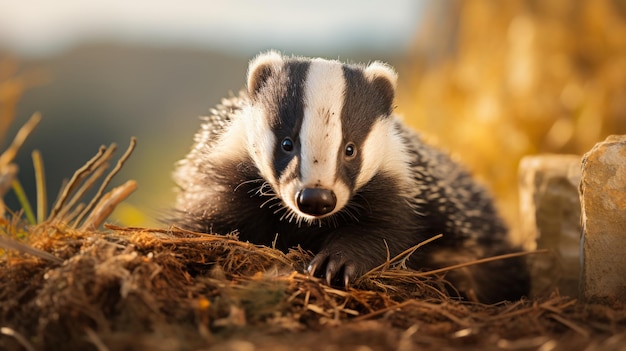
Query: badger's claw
306,251,327,278
307,249,361,288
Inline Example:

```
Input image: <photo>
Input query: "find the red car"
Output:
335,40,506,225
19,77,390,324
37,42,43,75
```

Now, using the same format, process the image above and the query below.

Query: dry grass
1,225,625,351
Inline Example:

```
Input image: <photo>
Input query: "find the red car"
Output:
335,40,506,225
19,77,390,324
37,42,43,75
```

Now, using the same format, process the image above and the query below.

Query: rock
580,135,626,301
518,154,581,297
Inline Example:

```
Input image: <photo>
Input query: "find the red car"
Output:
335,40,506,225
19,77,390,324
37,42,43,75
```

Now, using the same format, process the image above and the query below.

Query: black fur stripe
271,60,311,181
339,65,388,190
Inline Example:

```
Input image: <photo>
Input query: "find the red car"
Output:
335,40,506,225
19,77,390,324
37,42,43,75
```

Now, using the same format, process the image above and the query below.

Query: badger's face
243,51,404,224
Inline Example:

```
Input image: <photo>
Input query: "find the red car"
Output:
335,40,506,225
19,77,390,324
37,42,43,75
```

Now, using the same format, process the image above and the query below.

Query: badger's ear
364,61,397,114
247,51,283,97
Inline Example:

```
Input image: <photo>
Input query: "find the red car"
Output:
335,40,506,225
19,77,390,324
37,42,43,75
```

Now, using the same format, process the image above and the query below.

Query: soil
1,225,624,351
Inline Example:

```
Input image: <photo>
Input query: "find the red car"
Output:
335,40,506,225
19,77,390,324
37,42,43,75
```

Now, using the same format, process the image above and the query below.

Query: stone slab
518,154,581,297
580,135,626,301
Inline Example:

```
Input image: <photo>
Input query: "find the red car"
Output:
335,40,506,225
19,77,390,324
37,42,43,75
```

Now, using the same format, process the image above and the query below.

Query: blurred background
1,0,625,243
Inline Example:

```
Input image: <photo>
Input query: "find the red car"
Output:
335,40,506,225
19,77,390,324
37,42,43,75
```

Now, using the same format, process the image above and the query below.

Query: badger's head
242,51,408,224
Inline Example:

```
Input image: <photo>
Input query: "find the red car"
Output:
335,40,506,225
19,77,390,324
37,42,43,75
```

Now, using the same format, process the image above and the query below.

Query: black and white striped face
243,51,407,224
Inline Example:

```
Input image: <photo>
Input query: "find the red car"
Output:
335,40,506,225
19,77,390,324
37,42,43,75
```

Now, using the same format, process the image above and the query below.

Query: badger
172,51,529,303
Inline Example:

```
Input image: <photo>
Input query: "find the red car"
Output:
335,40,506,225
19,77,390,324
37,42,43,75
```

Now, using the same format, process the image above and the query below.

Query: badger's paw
307,247,369,288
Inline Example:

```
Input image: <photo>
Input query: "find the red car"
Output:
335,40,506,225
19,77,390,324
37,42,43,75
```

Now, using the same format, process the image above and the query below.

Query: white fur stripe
357,117,411,190
299,59,345,188
245,103,279,185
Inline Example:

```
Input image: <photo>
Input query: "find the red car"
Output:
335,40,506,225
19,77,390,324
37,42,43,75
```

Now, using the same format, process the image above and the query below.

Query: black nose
296,188,337,216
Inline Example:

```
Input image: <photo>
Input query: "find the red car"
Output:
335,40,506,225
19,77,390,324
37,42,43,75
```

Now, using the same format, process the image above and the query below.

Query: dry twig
74,137,136,226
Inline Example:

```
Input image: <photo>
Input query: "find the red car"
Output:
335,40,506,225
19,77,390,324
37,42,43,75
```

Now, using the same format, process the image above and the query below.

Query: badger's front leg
307,228,416,287
307,241,377,287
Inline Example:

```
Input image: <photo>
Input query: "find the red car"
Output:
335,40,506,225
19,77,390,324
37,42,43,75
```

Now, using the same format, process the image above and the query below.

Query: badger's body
173,52,529,303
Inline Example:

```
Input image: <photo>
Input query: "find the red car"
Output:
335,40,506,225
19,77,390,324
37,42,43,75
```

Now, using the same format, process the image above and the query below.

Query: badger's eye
281,137,294,152
345,143,356,159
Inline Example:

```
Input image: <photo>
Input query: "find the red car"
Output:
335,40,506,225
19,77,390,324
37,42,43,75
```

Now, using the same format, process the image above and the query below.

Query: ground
1,225,625,351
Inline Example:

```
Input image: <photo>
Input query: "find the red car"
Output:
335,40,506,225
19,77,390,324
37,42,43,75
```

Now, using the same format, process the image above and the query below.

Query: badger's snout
296,188,337,216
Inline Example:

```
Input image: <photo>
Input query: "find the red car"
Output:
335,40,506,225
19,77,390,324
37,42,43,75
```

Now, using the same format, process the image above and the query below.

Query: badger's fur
173,51,529,303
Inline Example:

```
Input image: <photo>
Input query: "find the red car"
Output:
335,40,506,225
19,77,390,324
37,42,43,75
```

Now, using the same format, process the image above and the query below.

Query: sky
0,0,424,57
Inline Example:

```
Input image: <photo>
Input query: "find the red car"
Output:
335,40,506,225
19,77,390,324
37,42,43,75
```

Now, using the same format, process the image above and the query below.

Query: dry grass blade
11,178,35,224
0,327,36,351
548,313,590,338
79,180,138,230
48,145,108,220
84,328,110,351
32,150,47,223
362,234,444,277
62,203,85,224
55,163,109,221
73,137,136,227
0,112,41,168
56,142,119,221
0,234,62,264
413,249,550,277
0,163,17,217
0,113,40,220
